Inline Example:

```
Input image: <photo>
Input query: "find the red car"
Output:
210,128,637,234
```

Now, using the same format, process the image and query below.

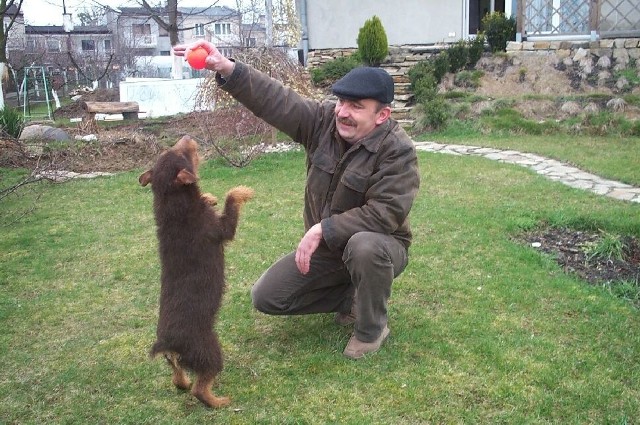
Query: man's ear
176,169,197,185
139,170,153,186
375,106,392,125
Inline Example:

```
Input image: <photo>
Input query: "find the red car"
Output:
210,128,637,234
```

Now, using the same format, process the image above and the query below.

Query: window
104,39,112,51
194,23,205,36
220,47,233,56
46,39,60,52
81,40,96,51
132,23,151,36
244,37,256,47
214,23,231,35
160,50,170,56
525,0,589,35
158,26,168,37
26,39,36,52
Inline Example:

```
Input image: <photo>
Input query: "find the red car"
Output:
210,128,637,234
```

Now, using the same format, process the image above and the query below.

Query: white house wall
303,0,466,49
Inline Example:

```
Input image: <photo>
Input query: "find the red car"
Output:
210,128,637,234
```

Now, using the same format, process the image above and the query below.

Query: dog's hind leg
192,372,230,408
163,353,191,390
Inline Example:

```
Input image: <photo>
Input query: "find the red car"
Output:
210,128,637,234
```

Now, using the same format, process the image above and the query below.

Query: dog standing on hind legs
139,135,253,408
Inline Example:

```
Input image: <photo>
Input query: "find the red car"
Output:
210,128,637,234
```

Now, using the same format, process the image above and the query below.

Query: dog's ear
139,170,153,186
175,169,197,185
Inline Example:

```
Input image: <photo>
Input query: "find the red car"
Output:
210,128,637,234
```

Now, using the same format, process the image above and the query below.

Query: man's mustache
337,117,356,127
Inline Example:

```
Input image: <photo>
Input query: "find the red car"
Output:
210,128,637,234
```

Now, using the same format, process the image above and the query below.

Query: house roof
26,25,111,35
116,6,237,17
241,22,266,32
177,6,238,17
2,4,23,17
117,7,170,16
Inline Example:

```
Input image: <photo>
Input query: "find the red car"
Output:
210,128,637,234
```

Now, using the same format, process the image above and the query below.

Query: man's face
334,98,390,144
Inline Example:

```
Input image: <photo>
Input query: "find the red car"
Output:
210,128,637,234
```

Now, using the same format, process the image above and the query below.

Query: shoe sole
343,326,390,359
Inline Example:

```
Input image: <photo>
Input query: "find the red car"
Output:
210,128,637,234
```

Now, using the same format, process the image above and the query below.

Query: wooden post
516,0,525,41
589,0,600,34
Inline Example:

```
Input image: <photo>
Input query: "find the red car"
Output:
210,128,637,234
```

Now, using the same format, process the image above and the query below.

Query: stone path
414,141,640,204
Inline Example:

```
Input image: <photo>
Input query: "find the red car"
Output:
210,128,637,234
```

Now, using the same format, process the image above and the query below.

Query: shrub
408,57,451,131
454,70,484,89
194,47,315,167
0,107,24,139
418,96,451,131
468,35,486,66
447,40,469,73
432,51,450,83
408,61,435,89
357,15,389,66
481,12,516,53
412,73,438,104
408,60,440,103
310,54,361,86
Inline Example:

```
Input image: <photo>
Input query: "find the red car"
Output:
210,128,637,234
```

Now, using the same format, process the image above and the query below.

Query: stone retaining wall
306,38,640,122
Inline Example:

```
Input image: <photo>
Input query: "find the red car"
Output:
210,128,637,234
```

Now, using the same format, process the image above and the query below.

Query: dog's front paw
227,186,254,206
201,193,218,206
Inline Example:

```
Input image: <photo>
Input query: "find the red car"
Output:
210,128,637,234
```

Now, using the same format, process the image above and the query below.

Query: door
469,0,506,35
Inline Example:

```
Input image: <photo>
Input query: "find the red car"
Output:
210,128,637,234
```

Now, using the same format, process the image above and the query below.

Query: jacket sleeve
321,138,420,251
217,61,328,148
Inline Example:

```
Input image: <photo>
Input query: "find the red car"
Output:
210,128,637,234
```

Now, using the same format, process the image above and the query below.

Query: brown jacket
218,61,420,251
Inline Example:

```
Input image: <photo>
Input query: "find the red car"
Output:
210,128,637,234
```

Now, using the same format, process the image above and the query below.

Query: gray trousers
251,231,408,342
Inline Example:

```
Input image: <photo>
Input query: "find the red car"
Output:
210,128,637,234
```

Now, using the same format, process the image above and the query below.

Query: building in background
4,4,265,89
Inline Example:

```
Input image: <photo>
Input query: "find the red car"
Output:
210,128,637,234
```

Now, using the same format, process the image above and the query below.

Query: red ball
187,47,208,70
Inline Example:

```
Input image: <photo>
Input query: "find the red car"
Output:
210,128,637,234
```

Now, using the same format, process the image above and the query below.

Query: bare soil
51,95,223,173
518,228,640,290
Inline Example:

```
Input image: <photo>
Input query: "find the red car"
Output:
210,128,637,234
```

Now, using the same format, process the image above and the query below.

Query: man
174,41,420,359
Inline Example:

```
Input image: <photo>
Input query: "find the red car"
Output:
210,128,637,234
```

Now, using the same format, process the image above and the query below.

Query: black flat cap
332,67,394,104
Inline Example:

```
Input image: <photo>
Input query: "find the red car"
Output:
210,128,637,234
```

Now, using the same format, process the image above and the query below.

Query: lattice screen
599,0,640,34
524,0,590,36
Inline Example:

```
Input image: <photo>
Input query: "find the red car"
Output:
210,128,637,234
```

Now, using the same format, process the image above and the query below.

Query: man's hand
173,40,235,78
295,223,323,275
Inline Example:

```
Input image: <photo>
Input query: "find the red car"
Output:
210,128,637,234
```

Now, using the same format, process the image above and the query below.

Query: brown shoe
334,311,356,326
335,294,357,326
343,326,390,359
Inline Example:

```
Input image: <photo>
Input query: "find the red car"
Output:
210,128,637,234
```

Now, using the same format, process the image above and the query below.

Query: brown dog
139,135,253,408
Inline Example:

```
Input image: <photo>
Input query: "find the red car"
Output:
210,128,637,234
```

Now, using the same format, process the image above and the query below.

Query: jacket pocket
332,168,368,212
307,151,336,210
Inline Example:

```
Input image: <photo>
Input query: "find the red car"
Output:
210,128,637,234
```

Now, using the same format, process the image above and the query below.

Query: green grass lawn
1,148,639,423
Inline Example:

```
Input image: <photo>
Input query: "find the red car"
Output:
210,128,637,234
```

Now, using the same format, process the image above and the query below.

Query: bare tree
0,0,24,64
194,47,319,167
272,0,300,47
0,0,25,107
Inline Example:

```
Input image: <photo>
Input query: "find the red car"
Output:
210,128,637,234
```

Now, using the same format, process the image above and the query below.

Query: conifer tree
357,15,388,67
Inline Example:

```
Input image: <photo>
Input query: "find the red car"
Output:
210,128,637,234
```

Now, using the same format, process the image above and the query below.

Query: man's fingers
295,247,310,275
